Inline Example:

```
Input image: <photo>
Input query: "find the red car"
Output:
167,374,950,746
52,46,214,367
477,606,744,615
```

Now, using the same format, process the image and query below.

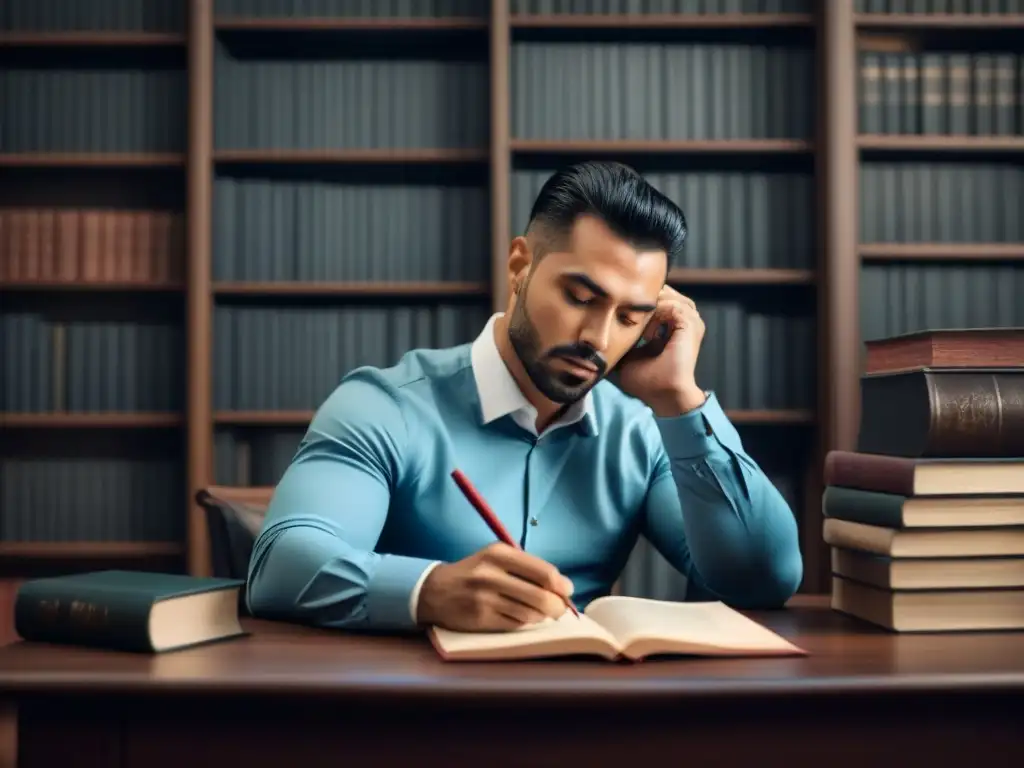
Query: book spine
13,584,156,653
859,370,1024,458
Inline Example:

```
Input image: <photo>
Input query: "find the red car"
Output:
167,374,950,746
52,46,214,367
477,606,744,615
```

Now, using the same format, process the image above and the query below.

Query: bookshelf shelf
509,13,814,29
0,281,184,293
853,13,1024,29
0,153,186,168
857,136,1024,152
510,139,814,154
213,17,489,32
212,149,488,164
0,31,188,47
668,269,816,285
0,542,183,558
213,281,491,297
0,414,182,429
860,244,1024,261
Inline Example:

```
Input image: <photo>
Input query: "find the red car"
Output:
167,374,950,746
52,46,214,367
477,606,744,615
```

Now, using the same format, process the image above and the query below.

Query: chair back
195,486,274,582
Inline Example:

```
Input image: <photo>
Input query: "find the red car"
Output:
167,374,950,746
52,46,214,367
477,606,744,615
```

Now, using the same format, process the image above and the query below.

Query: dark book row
208,169,816,283
1,314,184,414
214,54,489,152
1,69,187,155
212,303,494,411
859,51,1024,138
209,300,816,412
859,163,1023,244
515,170,816,270
212,178,490,282
214,428,307,487
510,43,814,142
859,263,1024,344
0,457,184,543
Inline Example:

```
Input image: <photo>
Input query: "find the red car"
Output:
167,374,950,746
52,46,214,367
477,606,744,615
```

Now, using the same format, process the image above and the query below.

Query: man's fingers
482,543,573,597
487,567,568,619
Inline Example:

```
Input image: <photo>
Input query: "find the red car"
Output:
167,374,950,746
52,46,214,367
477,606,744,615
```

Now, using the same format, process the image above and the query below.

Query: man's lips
555,355,599,373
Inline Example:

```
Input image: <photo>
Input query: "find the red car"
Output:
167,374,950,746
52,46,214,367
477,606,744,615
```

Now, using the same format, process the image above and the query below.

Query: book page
430,609,622,660
584,596,806,657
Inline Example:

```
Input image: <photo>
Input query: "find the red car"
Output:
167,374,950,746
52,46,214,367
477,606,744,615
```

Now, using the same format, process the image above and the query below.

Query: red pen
451,468,580,618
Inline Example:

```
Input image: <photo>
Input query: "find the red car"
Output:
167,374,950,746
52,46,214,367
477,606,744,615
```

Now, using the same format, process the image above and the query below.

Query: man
246,161,803,633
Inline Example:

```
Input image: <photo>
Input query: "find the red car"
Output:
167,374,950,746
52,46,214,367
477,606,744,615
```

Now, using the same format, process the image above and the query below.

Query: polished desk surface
1,596,1023,702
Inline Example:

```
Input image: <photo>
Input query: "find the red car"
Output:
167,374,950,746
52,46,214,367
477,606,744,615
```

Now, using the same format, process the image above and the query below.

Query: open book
428,595,807,662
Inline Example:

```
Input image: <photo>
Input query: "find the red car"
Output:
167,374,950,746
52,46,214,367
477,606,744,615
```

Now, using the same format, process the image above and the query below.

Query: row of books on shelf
826,326,1024,632
858,50,1024,138
0,208,182,284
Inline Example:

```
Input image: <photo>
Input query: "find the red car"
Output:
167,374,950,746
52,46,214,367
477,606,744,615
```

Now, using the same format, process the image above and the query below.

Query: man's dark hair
526,161,688,267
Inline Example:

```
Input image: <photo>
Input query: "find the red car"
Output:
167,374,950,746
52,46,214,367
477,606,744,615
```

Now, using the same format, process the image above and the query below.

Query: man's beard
506,282,608,405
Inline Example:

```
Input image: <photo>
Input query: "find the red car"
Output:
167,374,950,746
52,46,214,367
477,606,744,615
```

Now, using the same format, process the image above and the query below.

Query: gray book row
215,0,488,16
212,178,490,281
2,0,184,31
214,428,308,488
513,170,816,269
0,457,184,543
210,300,814,412
859,163,1023,243
214,54,489,151
856,0,1023,12
859,263,1024,344
859,51,1023,137
1,69,187,154
212,303,493,410
1,314,184,413
512,43,815,141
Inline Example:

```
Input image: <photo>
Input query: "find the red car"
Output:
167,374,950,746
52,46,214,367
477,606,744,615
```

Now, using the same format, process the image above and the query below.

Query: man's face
507,215,667,404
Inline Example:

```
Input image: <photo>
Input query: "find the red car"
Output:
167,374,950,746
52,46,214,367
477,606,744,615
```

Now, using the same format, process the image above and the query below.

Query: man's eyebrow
563,273,657,313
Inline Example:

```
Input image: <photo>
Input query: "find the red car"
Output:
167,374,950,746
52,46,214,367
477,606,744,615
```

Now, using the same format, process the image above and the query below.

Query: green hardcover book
14,570,247,653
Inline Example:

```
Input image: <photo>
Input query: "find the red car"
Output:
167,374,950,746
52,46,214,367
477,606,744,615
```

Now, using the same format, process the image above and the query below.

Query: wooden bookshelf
10,0,1020,603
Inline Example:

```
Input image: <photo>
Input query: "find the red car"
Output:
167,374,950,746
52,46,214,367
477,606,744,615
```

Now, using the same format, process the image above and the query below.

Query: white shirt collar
470,313,598,438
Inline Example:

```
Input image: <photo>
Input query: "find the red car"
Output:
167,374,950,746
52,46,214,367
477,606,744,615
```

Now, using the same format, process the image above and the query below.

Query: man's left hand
615,285,708,417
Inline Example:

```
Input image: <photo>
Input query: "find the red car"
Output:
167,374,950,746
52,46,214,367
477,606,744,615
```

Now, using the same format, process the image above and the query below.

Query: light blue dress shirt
246,315,803,631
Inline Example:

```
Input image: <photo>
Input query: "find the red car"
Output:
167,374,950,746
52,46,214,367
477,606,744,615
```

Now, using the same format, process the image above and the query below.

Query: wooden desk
1,596,1022,768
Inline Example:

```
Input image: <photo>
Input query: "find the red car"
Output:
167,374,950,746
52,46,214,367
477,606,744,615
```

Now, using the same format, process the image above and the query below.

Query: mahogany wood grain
2,599,1023,767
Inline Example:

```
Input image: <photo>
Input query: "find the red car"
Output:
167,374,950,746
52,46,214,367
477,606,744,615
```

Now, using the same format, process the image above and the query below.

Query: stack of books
824,328,1024,632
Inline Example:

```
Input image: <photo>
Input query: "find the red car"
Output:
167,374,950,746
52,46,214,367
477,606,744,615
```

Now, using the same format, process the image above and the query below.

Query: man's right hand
416,542,575,631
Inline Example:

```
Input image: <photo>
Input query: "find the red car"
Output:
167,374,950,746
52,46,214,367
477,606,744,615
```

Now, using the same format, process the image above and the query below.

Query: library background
0,0,1022,641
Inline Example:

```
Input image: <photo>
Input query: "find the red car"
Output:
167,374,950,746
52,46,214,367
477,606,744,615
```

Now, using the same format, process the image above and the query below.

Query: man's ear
507,236,532,294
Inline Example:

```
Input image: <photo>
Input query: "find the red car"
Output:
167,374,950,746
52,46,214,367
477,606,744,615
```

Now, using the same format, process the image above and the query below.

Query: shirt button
529,517,538,526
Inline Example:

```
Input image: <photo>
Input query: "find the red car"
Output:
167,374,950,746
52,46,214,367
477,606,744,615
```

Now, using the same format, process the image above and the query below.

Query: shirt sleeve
637,391,803,609
245,370,439,632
